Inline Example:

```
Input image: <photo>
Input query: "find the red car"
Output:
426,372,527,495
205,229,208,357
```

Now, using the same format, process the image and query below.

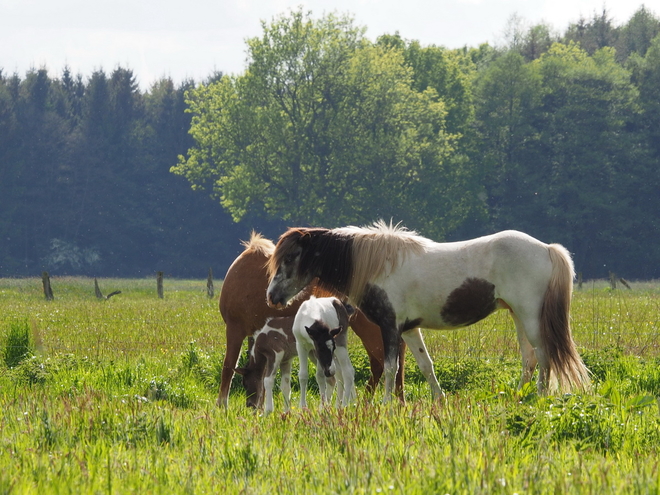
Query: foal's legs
315,358,335,406
263,357,278,414
401,328,444,401
333,345,356,407
297,343,310,409
333,358,345,408
280,358,293,413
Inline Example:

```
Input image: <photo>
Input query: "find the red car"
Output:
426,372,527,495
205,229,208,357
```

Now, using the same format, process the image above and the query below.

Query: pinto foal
235,297,356,413
293,296,356,409
234,316,297,413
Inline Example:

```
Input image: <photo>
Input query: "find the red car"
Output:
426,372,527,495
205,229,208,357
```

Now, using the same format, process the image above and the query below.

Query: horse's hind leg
401,328,444,401
511,312,538,389
511,310,552,394
217,322,247,408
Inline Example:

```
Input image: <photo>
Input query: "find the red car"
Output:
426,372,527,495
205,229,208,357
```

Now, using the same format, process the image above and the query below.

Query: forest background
2,6,659,280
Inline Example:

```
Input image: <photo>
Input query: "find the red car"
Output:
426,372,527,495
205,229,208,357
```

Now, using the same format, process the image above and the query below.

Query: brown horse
217,232,405,407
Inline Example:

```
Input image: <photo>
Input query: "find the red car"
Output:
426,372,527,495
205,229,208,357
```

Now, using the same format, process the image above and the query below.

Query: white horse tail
540,244,591,392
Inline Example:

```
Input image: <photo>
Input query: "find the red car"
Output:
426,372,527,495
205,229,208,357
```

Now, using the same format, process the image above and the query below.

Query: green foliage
0,277,660,492
174,9,485,239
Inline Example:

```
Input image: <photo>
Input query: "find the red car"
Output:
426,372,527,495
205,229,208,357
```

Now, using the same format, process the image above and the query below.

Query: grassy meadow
1,276,660,494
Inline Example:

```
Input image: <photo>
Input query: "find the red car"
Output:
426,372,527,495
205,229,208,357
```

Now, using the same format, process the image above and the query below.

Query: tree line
2,6,660,279
0,67,256,277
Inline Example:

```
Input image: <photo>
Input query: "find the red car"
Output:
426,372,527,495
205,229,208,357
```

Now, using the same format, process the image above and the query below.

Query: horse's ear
330,327,342,338
234,367,247,376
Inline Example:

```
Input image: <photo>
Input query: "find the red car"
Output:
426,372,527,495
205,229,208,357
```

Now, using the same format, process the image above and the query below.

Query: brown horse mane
242,231,276,258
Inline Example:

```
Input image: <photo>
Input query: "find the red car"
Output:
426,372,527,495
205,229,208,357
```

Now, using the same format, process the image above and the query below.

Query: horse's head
267,228,323,308
305,320,342,377
234,365,263,409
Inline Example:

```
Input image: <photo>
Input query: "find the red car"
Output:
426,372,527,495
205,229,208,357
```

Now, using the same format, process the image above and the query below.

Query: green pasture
1,277,659,494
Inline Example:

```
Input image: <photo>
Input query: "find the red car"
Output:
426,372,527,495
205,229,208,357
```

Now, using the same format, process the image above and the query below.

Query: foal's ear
330,327,342,338
234,367,248,376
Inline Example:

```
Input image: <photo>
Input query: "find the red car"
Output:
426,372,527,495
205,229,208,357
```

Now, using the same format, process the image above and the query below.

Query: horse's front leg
333,358,344,408
358,285,400,403
297,343,310,409
280,359,293,413
401,328,444,401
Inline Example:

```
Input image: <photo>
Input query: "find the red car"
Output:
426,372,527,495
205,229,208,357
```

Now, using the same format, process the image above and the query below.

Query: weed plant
2,318,33,368
0,277,659,493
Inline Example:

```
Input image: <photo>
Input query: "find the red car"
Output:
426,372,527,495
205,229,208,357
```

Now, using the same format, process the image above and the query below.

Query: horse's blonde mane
242,231,275,257
337,220,427,303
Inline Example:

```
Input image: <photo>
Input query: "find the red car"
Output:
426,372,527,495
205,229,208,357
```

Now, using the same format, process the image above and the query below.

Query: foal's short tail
541,244,591,392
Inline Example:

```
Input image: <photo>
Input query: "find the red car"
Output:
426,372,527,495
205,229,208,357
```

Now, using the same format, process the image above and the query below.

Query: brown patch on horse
255,317,296,353
440,278,497,327
265,316,290,331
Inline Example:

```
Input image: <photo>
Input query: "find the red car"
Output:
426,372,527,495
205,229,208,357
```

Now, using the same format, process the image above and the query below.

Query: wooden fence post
41,271,54,300
207,268,214,299
577,272,582,290
157,271,164,299
94,278,104,299
609,272,617,290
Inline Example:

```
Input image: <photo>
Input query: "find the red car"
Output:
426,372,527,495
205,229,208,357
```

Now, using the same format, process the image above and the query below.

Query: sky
0,0,654,90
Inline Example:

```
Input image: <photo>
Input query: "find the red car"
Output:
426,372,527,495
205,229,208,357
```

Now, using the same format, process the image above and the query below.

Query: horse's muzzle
266,292,285,309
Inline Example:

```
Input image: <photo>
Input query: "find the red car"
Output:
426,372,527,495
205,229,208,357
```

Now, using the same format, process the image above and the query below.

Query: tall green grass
1,277,659,493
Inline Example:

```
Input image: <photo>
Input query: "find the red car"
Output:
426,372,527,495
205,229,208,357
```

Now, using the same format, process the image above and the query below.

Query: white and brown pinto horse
267,221,591,402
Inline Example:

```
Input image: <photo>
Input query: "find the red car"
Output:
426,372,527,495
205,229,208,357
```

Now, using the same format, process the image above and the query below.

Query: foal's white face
266,245,312,308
